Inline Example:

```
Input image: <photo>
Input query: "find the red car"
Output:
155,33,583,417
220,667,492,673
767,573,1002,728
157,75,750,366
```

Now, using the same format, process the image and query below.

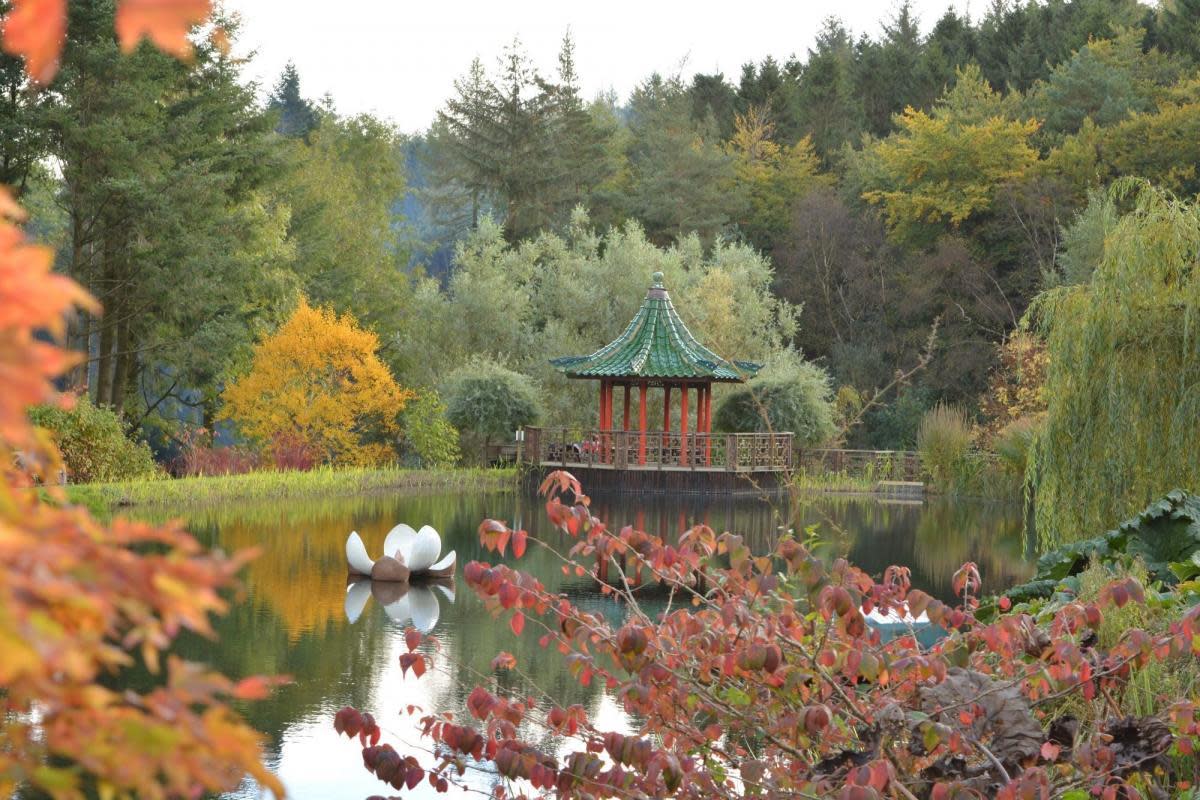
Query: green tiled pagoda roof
550,272,760,383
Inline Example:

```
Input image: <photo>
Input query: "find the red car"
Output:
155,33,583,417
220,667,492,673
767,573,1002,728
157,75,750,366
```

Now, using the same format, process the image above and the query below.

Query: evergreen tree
437,37,617,242
855,2,928,137
267,61,317,139
687,72,737,140
921,10,978,98
793,17,864,162
1145,0,1200,65
0,7,48,195
625,74,741,245
49,0,292,422
538,34,619,230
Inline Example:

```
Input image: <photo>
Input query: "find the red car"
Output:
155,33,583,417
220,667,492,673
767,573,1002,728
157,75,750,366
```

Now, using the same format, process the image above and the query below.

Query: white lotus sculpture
344,578,455,631
345,524,456,582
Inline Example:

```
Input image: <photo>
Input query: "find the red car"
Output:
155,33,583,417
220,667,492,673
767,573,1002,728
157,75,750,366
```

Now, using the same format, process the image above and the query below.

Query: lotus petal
433,582,456,604
407,525,441,572
428,550,456,573
382,593,412,626
345,531,375,576
344,580,372,623
408,586,440,632
383,523,417,563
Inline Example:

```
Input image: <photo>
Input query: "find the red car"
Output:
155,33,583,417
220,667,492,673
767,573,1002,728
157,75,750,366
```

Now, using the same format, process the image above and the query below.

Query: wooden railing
522,427,794,472
793,448,923,483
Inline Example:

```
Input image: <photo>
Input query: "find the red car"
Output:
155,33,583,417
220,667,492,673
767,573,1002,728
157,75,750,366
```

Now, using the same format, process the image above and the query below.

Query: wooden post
703,385,712,465
680,384,689,467
601,381,611,464
638,382,648,465
663,384,671,452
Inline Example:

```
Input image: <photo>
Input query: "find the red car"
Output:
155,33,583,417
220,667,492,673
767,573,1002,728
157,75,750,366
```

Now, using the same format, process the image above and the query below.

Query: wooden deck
523,427,793,471
521,427,793,495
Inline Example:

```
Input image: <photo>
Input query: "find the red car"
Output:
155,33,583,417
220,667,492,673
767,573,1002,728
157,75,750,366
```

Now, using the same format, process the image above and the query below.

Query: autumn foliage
223,298,414,467
337,470,1200,798
1,5,283,799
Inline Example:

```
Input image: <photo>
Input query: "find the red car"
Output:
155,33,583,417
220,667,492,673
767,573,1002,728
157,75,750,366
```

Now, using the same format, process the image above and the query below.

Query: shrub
443,358,541,463
171,427,260,477
335,472,1200,799
399,390,460,469
29,396,158,483
917,403,973,491
852,386,933,450
266,431,320,471
223,299,414,467
713,358,837,447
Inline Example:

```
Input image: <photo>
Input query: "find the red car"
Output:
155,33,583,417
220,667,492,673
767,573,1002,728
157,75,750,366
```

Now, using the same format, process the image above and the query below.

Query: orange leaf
491,652,517,670
232,675,279,700
115,0,211,57
510,612,525,636
1,0,66,84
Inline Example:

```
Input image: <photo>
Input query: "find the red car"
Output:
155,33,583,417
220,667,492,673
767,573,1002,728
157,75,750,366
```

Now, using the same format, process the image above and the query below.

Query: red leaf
491,652,516,670
513,529,528,559
114,0,211,57
405,628,421,652
999,596,1012,611
510,612,525,636
1,0,65,84
1040,741,1061,761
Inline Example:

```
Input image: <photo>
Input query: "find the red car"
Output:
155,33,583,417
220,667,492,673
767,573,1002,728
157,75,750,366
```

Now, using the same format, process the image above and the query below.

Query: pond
162,488,1035,799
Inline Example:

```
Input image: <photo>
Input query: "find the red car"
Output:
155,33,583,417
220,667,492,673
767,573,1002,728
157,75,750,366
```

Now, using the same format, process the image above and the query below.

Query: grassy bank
65,466,517,513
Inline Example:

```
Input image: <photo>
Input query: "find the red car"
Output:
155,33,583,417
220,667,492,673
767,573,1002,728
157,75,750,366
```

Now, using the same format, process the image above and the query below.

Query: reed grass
65,466,517,513
790,468,879,494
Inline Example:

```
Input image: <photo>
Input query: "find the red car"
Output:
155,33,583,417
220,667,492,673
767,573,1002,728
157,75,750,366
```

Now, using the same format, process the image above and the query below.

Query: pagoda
549,272,760,466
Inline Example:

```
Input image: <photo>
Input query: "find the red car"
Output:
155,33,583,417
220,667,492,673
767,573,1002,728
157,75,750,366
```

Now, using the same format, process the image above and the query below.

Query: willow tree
1030,180,1200,546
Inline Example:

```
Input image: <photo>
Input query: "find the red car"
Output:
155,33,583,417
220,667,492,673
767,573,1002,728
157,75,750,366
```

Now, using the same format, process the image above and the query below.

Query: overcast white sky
223,0,970,134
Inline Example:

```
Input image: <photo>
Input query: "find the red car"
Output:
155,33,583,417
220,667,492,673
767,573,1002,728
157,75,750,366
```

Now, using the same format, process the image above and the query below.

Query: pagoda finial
651,271,664,289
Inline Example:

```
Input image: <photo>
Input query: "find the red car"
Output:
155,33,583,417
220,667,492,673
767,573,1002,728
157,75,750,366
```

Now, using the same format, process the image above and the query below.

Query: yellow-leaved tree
725,106,829,249
223,299,413,466
860,65,1039,242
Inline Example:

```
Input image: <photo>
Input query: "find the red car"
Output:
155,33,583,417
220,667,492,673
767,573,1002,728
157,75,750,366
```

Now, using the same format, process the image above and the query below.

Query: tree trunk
111,316,134,416
94,315,114,407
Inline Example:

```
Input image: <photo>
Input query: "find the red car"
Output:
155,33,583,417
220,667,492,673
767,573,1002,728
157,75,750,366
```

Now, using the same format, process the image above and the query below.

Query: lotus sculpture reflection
345,524,456,582
344,578,454,631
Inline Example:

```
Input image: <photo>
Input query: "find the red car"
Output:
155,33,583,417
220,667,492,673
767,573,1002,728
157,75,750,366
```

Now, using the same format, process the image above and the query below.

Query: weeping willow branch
1029,179,1200,547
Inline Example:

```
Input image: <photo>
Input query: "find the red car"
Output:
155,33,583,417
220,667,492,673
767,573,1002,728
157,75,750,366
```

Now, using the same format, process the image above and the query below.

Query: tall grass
917,404,974,493
791,468,879,494
66,466,517,513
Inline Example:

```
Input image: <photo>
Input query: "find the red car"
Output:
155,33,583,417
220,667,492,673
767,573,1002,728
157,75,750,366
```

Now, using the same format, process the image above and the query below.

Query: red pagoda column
702,385,712,464
623,383,631,431
599,380,612,463
680,384,690,466
662,385,671,455
638,382,648,465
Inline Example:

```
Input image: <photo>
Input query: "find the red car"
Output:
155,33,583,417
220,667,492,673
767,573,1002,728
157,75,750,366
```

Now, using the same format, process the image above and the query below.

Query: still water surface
159,489,1034,799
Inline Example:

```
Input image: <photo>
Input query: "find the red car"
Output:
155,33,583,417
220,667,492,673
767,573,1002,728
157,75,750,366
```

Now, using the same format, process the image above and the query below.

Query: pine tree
437,37,616,241
794,17,864,162
267,61,317,139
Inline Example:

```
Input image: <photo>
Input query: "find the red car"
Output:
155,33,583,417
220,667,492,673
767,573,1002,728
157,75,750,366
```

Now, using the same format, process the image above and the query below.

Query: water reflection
344,579,456,629
153,489,1032,799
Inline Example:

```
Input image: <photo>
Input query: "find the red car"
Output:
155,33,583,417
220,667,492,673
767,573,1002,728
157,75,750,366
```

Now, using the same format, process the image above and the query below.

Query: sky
223,0,968,134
